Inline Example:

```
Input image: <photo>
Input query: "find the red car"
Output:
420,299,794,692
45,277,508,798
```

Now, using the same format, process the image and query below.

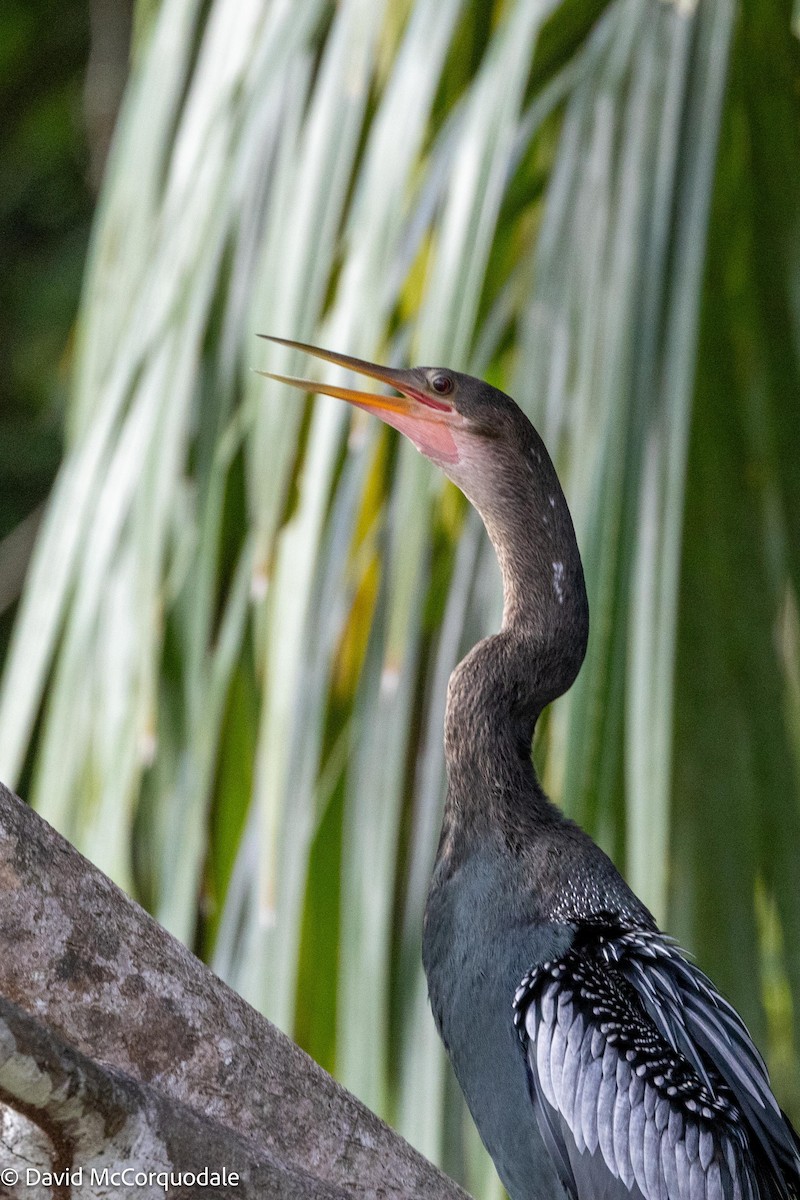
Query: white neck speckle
552,561,565,604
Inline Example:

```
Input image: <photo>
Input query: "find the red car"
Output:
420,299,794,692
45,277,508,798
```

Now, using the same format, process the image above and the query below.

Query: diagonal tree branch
0,993,349,1199
0,784,469,1199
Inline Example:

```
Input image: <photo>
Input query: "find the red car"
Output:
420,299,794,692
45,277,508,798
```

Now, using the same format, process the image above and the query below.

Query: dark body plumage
265,341,800,1200
414,375,800,1200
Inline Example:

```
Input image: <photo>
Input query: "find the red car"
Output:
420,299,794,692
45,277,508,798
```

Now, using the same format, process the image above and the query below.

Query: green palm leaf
2,0,798,1190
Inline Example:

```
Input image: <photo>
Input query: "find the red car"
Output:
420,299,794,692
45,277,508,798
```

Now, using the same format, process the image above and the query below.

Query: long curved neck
442,422,589,841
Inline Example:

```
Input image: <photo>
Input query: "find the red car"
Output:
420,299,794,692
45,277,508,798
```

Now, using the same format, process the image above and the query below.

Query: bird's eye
430,373,453,395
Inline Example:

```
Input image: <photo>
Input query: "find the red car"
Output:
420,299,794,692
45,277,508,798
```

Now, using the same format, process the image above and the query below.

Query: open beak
257,335,454,419
257,335,462,464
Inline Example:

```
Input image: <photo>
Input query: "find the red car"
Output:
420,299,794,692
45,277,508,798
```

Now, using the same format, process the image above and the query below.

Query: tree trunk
0,784,468,1199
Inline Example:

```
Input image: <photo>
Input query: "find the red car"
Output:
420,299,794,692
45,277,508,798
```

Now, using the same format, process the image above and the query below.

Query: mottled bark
0,784,468,1199
0,995,347,1199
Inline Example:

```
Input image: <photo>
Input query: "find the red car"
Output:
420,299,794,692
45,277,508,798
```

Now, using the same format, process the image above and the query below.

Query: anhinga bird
262,336,800,1200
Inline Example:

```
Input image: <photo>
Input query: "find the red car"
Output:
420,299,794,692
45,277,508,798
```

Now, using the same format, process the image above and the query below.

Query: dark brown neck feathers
441,417,588,843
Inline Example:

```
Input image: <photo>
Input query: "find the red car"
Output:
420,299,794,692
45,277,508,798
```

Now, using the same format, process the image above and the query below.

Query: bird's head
258,337,532,512
260,336,587,694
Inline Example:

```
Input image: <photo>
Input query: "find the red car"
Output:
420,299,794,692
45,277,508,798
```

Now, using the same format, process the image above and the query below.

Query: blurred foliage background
0,0,131,640
1,0,799,1196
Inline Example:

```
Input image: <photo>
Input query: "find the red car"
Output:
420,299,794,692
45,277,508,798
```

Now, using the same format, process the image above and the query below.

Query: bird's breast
422,846,573,1199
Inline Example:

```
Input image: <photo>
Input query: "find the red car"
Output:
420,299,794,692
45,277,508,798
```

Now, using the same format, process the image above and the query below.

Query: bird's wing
513,927,800,1200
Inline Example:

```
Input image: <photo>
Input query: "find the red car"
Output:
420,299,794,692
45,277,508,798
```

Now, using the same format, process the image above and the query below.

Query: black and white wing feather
513,927,800,1200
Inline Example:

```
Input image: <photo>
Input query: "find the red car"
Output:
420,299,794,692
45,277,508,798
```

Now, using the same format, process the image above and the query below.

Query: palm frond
2,0,798,1188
